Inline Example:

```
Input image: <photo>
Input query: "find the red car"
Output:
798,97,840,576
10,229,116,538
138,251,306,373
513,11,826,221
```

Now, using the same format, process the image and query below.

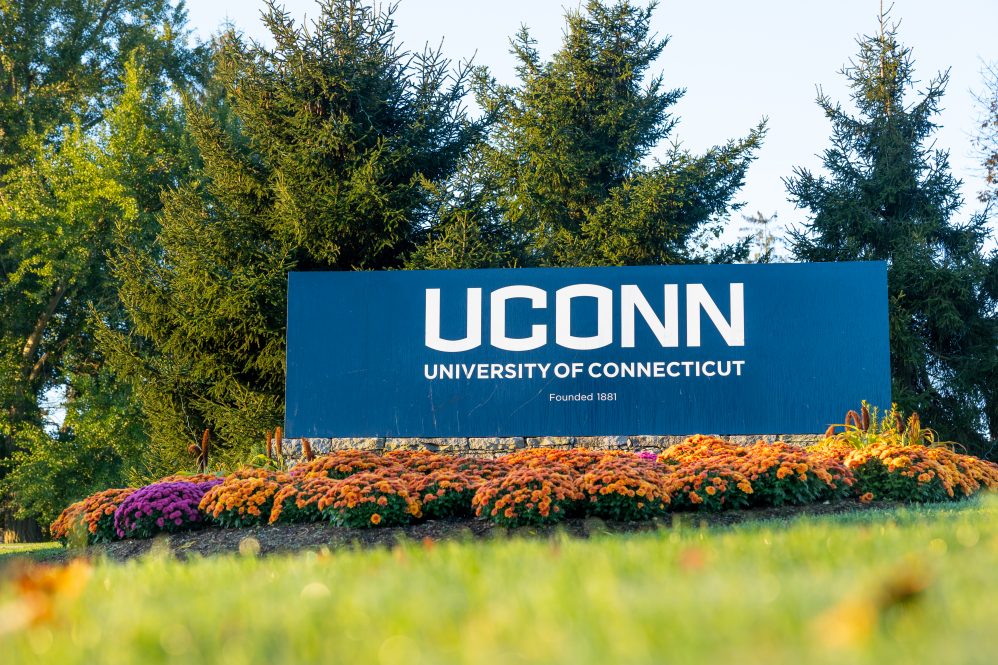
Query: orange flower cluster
410,468,486,519
454,457,507,480
660,436,853,506
292,450,402,479
472,465,583,527
843,442,998,502
663,459,754,512
56,433,998,541
384,449,454,473
79,488,137,543
321,471,422,528
50,489,138,545
199,469,285,528
502,448,604,473
269,475,341,524
49,500,87,544
156,473,222,484
579,456,671,520
659,435,744,465
387,450,506,479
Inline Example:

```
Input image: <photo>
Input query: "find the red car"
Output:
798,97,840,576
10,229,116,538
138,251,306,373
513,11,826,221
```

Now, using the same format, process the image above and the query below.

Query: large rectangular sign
285,262,890,437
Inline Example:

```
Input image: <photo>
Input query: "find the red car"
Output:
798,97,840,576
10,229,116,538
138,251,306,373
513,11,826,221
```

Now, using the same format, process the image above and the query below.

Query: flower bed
579,456,671,521
52,430,998,544
269,476,341,524
80,488,137,543
199,470,286,528
321,472,422,528
411,468,485,519
843,443,998,502
472,465,583,527
50,500,87,545
660,436,854,507
662,459,754,512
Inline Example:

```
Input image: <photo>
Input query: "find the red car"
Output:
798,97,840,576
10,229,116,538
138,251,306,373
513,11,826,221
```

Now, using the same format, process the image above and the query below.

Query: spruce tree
786,15,998,451
102,0,480,471
413,0,764,269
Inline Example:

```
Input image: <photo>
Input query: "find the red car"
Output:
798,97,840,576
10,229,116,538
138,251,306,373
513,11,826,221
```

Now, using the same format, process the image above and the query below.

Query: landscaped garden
3,495,998,664
38,406,998,550
3,406,998,663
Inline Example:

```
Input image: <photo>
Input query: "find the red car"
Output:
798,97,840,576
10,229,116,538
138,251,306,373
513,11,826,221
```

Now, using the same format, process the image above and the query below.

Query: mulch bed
31,499,903,563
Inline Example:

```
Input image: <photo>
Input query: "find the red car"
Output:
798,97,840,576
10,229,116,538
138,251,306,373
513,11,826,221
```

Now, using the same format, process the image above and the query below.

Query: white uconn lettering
425,283,744,352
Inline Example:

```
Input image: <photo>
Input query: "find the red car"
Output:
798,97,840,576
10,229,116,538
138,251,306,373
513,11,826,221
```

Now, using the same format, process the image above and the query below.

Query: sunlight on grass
3,498,998,664
0,543,63,563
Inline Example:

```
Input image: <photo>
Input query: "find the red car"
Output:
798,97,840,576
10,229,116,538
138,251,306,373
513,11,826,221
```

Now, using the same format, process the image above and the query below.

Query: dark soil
33,499,903,564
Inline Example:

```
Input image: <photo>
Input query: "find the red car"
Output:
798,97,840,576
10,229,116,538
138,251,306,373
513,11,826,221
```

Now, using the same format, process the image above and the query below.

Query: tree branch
20,280,68,382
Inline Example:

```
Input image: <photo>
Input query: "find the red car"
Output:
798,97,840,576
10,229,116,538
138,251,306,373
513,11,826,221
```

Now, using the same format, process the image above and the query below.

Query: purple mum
113,479,221,539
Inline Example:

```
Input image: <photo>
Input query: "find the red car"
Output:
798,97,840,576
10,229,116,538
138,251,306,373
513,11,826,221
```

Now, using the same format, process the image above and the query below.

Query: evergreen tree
413,0,764,269
102,0,480,471
739,211,781,263
786,15,998,452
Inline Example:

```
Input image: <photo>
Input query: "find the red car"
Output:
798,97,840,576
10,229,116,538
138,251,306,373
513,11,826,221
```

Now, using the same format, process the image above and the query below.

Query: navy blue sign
285,262,890,437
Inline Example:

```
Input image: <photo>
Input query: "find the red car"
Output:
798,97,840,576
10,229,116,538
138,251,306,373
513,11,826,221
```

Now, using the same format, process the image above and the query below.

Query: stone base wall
277,434,822,466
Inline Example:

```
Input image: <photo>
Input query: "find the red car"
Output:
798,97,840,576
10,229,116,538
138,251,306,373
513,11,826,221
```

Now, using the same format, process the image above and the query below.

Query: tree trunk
1,508,44,543
20,280,68,381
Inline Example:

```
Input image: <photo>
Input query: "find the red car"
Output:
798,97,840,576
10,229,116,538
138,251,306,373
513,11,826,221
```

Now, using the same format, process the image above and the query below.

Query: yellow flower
370,513,382,525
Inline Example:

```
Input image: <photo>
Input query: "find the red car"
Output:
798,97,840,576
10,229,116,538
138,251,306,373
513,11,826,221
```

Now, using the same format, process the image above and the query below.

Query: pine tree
739,211,780,263
786,14,998,451
414,0,764,269
102,0,480,471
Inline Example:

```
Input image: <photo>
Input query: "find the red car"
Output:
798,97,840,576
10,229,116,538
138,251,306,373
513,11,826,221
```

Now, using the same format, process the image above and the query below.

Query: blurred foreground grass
3,498,998,664
0,542,62,563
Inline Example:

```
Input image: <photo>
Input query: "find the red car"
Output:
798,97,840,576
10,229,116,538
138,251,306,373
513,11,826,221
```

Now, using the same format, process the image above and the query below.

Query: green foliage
410,470,482,520
103,0,480,465
824,402,954,450
848,457,953,503
0,0,205,525
0,0,204,170
415,0,764,269
786,15,998,453
6,501,998,664
2,373,148,527
320,473,420,528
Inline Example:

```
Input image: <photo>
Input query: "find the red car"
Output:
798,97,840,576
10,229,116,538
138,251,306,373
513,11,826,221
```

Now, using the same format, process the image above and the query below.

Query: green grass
4,499,998,664
0,542,63,563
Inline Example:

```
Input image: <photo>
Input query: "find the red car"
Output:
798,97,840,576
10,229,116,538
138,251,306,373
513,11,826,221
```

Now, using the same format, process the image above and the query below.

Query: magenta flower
113,480,221,539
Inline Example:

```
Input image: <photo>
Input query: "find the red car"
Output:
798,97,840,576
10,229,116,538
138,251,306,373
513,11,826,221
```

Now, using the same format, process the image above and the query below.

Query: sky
182,0,998,251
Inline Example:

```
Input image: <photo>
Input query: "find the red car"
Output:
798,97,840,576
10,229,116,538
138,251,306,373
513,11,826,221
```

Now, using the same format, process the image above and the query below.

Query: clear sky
182,0,998,250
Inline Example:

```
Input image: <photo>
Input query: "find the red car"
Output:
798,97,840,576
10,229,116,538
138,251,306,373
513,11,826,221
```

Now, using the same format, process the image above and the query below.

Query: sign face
285,262,890,438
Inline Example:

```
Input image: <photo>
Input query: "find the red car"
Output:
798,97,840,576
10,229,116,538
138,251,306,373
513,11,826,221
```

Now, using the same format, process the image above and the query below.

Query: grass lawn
0,542,63,563
3,498,998,664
